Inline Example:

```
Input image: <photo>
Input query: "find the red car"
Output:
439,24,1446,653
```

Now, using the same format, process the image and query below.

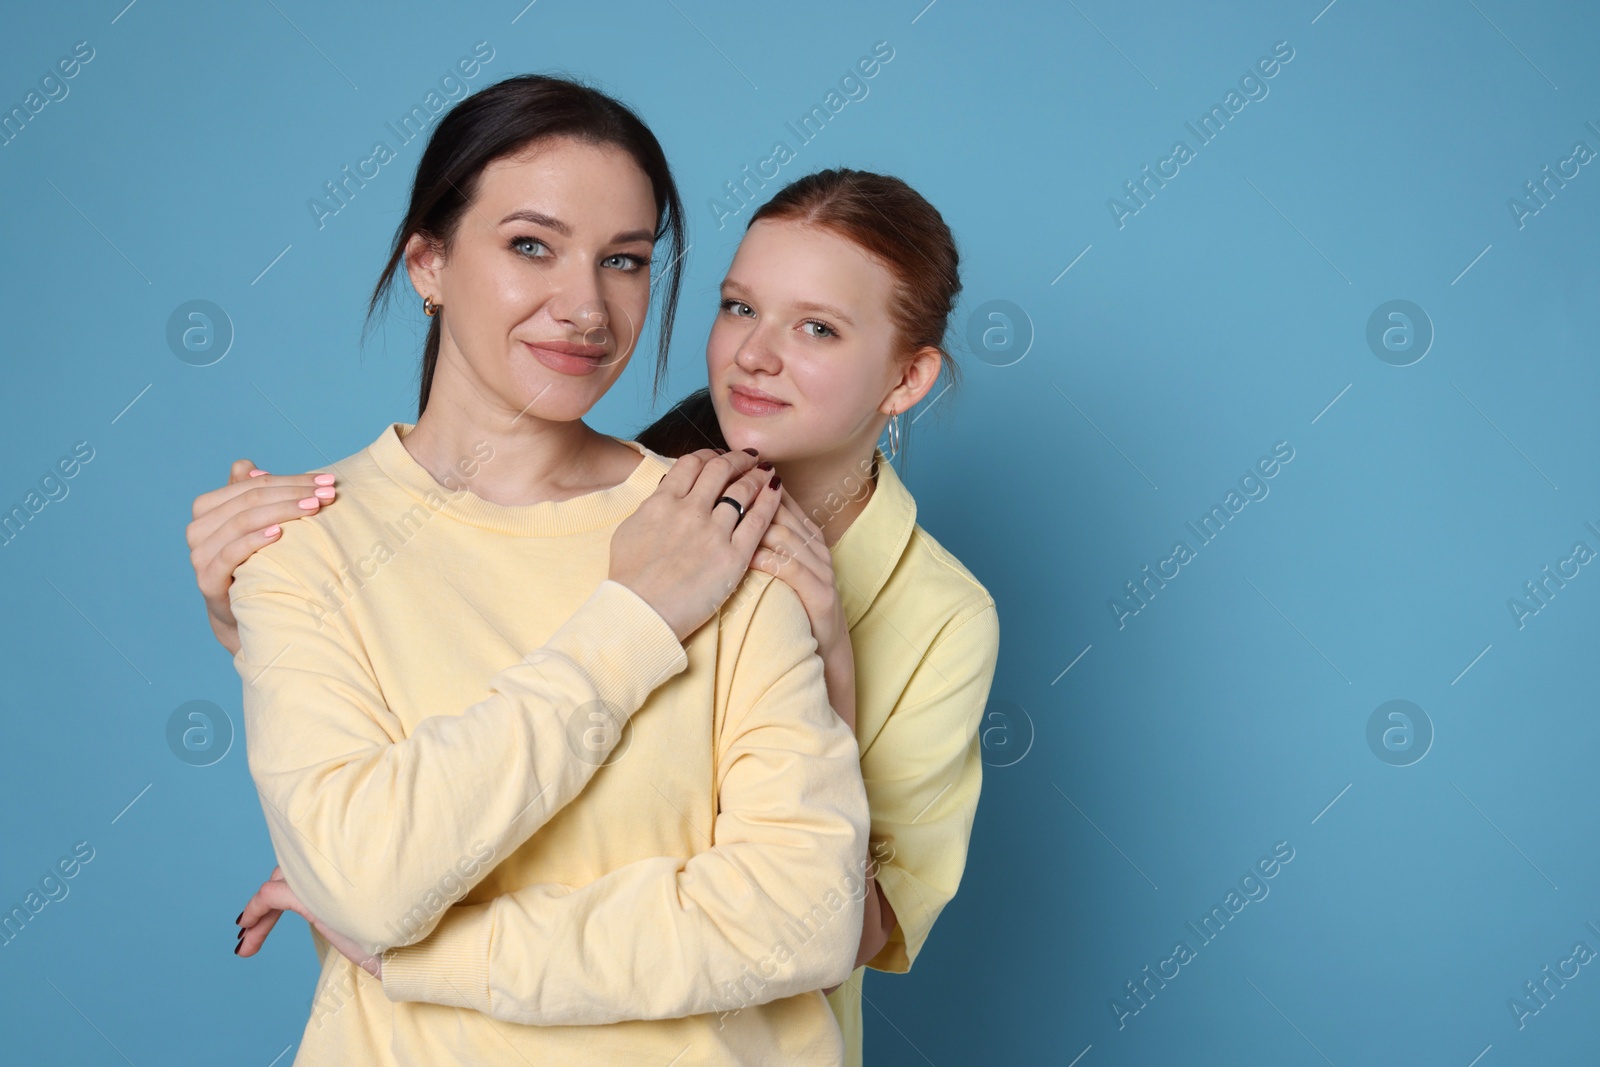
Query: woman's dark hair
636,168,961,469
363,74,688,417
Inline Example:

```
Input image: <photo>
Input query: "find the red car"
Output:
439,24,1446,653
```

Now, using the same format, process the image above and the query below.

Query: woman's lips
523,340,607,376
728,385,789,416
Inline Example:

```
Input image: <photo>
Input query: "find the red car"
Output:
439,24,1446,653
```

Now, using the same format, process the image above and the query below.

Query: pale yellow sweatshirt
369,445,1002,1066
229,422,872,1066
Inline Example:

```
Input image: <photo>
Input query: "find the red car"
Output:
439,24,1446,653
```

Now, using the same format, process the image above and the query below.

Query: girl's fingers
188,483,335,548
228,459,260,485
752,547,828,614
191,470,334,523
771,493,829,556
760,523,832,586
195,524,287,600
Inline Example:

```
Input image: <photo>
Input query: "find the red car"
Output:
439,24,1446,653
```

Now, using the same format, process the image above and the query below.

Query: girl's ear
884,345,944,415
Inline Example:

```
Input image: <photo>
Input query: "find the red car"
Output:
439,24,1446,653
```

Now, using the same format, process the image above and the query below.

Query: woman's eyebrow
497,209,654,246
499,209,568,233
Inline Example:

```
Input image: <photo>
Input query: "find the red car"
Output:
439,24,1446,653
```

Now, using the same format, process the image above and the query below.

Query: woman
210,73,874,1065
198,165,999,1065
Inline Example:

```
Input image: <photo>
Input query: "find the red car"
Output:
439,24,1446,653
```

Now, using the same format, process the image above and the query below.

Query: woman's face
706,218,908,463
406,135,658,424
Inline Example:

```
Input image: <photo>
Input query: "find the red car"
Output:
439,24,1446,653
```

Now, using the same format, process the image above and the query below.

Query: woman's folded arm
377,577,873,1025
231,545,689,956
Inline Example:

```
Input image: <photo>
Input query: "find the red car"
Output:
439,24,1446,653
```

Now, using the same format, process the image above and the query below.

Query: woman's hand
235,866,381,979
186,461,337,655
610,448,784,643
752,491,856,731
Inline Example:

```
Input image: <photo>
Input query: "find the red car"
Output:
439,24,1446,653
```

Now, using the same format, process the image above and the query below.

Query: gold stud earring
423,296,441,317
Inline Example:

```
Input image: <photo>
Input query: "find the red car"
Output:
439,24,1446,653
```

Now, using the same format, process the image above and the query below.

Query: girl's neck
772,446,879,548
403,392,635,507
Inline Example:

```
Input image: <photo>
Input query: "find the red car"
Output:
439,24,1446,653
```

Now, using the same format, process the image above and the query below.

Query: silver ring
713,495,745,523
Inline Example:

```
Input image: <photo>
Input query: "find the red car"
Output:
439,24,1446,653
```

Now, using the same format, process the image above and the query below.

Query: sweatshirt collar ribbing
368,422,670,537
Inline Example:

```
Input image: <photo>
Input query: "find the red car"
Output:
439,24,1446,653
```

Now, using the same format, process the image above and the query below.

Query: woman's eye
720,299,754,317
510,236,548,258
802,320,836,339
603,253,649,272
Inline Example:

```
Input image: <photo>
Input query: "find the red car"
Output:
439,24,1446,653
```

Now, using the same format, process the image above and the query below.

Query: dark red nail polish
234,941,242,955
236,911,243,925
769,473,781,490
743,448,759,456
757,461,773,471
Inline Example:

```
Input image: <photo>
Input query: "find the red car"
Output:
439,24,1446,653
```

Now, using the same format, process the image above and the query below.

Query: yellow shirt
338,442,1002,1064
817,450,1001,1066
229,422,872,1066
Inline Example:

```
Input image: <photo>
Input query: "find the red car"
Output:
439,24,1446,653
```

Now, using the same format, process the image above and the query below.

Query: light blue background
3,1,1597,1063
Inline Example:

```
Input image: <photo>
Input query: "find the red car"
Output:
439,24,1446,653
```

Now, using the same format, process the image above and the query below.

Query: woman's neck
773,446,879,548
403,391,635,507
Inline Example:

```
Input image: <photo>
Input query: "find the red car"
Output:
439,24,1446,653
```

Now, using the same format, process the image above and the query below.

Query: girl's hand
186,461,337,655
610,448,784,643
752,492,856,731
235,866,381,979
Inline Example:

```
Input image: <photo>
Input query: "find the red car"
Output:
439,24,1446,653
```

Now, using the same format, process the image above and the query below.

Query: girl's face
707,218,915,464
406,136,658,424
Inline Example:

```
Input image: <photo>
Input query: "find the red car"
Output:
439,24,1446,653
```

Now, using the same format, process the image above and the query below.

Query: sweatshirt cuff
513,578,689,718
863,863,928,974
381,902,495,1011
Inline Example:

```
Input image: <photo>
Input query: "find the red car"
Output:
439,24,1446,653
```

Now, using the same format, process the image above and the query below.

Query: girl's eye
602,253,650,272
510,236,549,258
802,320,836,339
720,299,754,317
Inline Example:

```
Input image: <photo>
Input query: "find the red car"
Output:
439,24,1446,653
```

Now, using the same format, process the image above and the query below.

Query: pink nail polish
298,497,319,509
263,525,281,537
314,486,335,499
249,470,269,478
313,473,335,485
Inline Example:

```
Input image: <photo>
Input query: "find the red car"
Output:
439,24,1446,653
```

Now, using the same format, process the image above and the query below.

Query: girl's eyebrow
793,301,854,327
498,209,653,244
721,279,854,326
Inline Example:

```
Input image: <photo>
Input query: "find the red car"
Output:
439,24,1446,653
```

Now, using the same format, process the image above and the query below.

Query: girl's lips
524,340,607,376
728,385,789,416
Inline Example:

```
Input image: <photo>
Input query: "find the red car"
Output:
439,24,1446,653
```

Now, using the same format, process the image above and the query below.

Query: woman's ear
403,232,445,306
884,345,944,415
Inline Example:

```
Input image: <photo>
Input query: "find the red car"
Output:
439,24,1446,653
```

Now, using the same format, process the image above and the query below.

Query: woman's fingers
709,463,776,534
235,906,284,957
654,447,721,498
729,477,784,560
685,450,761,511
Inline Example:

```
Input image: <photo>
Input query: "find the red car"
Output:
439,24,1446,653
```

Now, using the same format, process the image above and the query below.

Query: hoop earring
885,408,901,461
423,296,441,317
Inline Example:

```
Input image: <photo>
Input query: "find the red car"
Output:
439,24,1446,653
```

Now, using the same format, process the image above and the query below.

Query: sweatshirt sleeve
230,543,689,955
377,576,873,1025
860,599,1000,973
